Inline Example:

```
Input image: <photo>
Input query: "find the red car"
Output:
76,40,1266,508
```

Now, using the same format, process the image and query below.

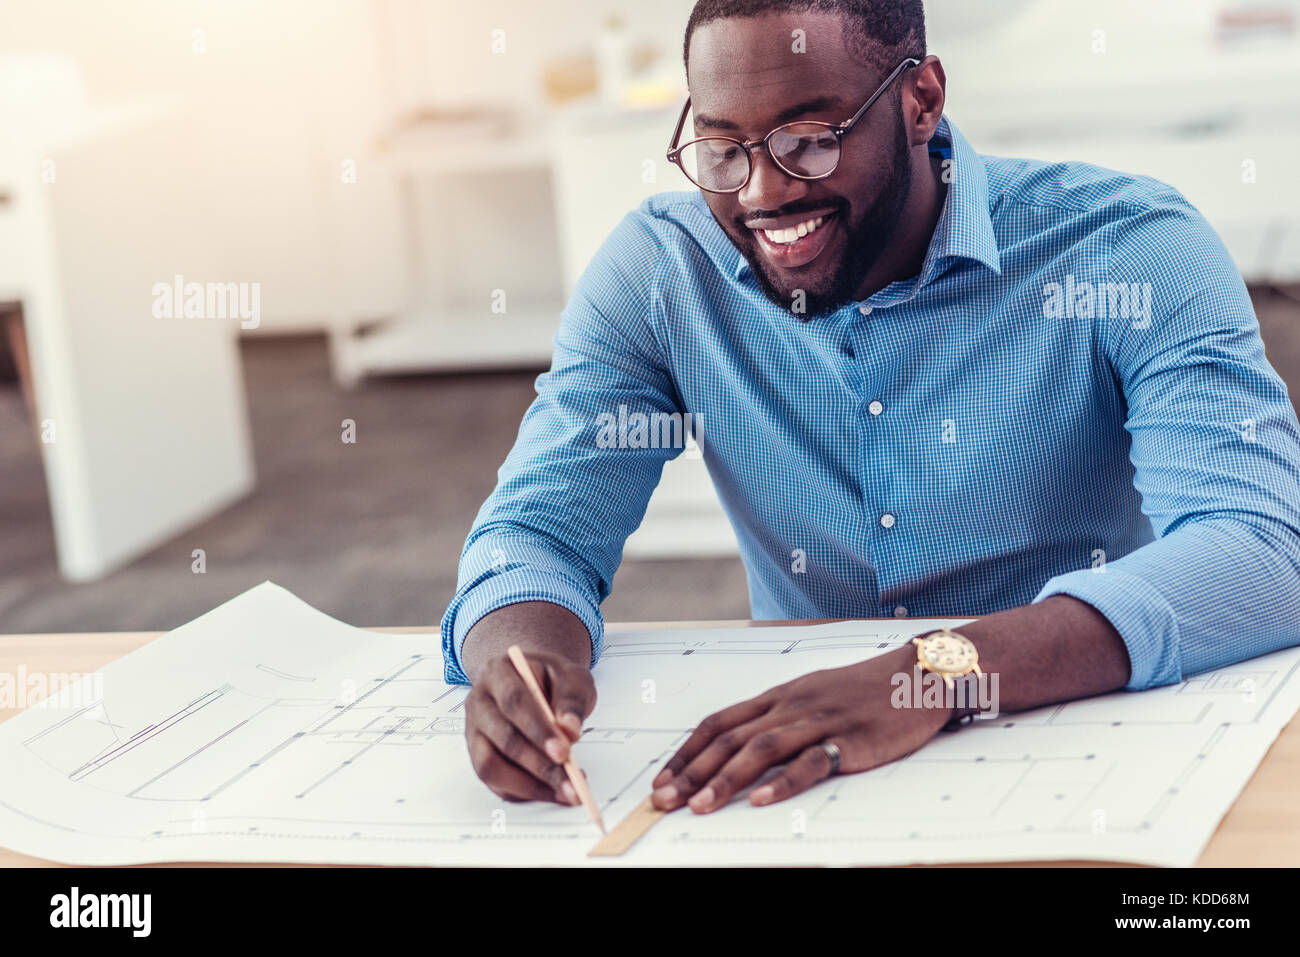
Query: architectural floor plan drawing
0,581,1298,866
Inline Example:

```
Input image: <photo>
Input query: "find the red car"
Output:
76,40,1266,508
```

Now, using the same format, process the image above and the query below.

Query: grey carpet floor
0,336,751,634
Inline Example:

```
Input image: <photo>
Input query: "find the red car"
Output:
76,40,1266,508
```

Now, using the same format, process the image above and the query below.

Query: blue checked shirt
441,115,1300,691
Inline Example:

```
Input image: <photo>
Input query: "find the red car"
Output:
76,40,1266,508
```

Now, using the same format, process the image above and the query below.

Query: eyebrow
693,95,846,132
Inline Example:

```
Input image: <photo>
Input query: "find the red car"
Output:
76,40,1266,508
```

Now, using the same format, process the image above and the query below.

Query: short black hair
683,0,926,74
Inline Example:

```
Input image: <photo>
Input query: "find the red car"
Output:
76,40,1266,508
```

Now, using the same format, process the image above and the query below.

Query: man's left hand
649,646,950,813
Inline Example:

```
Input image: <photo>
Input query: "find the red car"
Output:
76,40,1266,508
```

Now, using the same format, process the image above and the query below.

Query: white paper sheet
1,581,1296,866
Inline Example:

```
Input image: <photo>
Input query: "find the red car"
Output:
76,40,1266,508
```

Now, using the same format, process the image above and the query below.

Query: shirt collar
731,114,1001,285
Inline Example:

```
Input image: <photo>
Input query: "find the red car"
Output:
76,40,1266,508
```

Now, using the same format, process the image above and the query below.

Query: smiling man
441,0,1300,815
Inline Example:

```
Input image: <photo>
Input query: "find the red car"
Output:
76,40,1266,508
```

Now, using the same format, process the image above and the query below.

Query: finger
748,737,842,807
467,730,566,804
474,695,578,804
541,658,596,742
485,656,574,764
651,709,786,810
651,696,772,792
688,720,834,813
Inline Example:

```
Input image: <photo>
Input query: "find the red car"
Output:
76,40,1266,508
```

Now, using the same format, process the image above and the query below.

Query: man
441,0,1300,816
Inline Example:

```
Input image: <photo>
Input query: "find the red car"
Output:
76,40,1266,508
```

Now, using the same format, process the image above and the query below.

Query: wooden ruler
587,795,665,857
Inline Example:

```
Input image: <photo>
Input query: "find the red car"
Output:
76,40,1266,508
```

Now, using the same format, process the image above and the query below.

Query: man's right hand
459,602,597,804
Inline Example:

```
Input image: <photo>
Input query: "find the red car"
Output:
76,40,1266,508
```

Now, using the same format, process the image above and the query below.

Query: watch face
919,630,977,674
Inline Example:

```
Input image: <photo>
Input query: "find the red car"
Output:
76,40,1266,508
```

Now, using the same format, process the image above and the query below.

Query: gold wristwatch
911,628,983,731
911,628,982,688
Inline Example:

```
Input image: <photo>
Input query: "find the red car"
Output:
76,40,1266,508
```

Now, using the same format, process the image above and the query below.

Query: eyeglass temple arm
666,96,693,159
667,54,920,157
837,57,921,135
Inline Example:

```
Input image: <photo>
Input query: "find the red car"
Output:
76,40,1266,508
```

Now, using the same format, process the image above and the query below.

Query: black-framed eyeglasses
666,56,920,194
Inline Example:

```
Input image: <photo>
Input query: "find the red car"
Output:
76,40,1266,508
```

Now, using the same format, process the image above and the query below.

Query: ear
904,56,946,147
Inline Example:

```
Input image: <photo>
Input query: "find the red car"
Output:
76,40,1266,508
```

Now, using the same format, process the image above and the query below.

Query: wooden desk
1,619,1296,867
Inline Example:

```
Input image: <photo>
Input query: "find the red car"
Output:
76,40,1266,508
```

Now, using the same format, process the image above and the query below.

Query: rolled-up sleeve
439,205,685,684
1034,199,1300,690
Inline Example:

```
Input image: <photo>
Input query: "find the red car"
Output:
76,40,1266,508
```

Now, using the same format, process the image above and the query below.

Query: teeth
762,215,825,245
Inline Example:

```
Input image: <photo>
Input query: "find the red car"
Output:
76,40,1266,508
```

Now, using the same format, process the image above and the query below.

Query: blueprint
0,581,1297,866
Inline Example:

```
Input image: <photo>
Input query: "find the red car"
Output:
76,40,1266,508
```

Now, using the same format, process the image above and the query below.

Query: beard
730,109,914,320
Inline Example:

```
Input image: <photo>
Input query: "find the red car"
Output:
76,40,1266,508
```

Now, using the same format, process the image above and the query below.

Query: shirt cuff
1033,567,1182,690
439,569,604,685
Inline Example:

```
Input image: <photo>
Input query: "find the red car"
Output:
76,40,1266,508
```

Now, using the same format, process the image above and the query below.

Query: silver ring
820,740,842,776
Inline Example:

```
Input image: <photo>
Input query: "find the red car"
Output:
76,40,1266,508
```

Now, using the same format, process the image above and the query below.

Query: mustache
735,196,848,230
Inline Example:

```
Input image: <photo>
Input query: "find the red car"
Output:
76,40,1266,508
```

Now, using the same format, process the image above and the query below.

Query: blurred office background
1,0,1298,633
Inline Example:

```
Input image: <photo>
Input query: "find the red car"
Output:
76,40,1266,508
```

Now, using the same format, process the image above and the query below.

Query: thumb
546,661,596,741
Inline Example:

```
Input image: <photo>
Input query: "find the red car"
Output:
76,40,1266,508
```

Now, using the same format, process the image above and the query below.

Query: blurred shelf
623,457,741,559
328,303,562,384
623,503,741,559
378,119,551,176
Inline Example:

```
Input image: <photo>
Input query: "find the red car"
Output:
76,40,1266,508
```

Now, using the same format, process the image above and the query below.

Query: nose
738,145,810,213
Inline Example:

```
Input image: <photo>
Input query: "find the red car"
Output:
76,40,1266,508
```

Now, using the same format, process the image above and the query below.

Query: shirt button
879,512,896,529
868,400,883,416
858,303,873,316
894,605,909,618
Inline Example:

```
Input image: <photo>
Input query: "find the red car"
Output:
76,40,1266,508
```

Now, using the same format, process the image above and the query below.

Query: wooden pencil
505,645,606,833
